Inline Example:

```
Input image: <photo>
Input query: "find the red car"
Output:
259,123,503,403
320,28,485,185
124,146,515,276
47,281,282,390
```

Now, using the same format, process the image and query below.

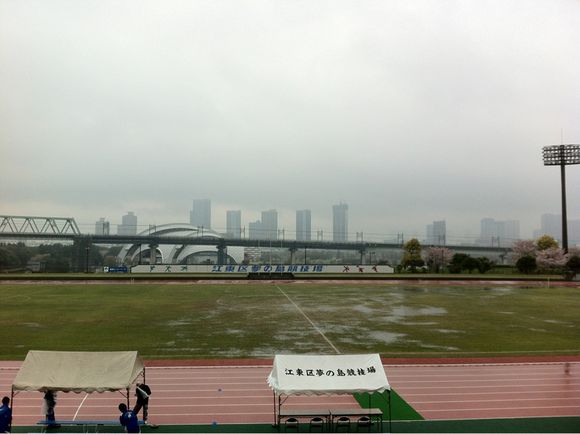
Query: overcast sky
1,0,579,241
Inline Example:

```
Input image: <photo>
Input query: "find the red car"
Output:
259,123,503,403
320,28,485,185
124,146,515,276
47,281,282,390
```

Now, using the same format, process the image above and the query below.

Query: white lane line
390,378,580,384
418,404,580,412
395,383,579,390
73,393,89,420
275,285,340,354
410,397,580,404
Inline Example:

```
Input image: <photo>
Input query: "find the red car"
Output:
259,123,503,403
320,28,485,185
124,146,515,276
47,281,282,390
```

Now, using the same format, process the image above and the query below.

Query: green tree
404,238,421,255
536,235,558,251
448,253,484,273
462,256,479,273
45,257,70,272
401,238,424,271
476,257,494,274
449,253,469,273
516,255,537,274
0,247,20,270
13,242,33,267
566,255,580,275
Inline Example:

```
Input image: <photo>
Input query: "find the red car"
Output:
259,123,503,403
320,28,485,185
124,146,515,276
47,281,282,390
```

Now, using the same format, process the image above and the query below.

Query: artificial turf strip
12,417,580,433
390,416,580,433
353,390,424,421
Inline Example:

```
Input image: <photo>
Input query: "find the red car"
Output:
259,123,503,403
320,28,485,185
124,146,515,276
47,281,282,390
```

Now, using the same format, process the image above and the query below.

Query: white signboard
131,264,393,274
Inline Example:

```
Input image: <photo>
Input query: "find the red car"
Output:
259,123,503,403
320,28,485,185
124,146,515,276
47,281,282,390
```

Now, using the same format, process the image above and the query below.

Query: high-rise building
570,221,580,246
332,202,348,242
539,214,561,240
190,199,211,229
533,213,580,245
95,218,110,235
247,210,278,240
296,209,312,241
248,220,264,240
118,211,137,235
226,210,242,239
480,218,496,242
479,218,520,246
426,220,446,245
502,220,520,243
261,209,278,240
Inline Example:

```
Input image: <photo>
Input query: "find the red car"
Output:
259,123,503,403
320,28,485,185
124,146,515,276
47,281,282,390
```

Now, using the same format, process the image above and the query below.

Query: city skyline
85,205,580,246
1,1,579,239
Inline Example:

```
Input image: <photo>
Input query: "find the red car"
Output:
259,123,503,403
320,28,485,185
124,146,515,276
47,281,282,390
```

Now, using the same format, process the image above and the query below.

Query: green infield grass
0,281,579,360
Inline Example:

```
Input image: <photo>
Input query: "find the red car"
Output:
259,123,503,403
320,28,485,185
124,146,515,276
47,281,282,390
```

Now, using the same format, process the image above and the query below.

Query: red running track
1,358,579,426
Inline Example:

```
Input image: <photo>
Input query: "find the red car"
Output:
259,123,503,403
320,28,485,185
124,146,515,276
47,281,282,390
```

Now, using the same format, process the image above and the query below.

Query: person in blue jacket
43,390,57,425
0,396,12,433
118,403,140,433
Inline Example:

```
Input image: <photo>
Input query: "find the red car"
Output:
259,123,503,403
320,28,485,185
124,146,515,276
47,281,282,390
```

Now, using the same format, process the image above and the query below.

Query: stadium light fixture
542,144,580,252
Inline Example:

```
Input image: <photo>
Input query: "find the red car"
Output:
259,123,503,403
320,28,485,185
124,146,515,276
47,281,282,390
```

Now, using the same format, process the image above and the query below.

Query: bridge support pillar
288,247,297,265
359,249,366,265
216,241,227,265
148,244,158,264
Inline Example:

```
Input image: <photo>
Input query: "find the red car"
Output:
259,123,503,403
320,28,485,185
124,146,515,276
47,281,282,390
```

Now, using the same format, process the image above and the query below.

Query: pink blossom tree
536,247,568,271
510,239,536,263
424,247,454,272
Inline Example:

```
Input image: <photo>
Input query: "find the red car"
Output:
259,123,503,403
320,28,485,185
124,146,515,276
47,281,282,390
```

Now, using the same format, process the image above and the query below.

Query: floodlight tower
542,144,580,252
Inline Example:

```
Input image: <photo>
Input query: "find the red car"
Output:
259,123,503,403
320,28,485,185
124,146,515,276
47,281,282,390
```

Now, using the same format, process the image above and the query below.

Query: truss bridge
0,215,80,236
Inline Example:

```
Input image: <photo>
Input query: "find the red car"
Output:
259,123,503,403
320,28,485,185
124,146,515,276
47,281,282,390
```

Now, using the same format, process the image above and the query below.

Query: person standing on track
0,396,12,433
133,383,152,424
119,403,140,433
43,390,59,428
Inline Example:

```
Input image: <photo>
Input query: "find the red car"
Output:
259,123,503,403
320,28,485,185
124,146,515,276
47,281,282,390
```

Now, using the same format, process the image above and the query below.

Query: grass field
0,281,579,360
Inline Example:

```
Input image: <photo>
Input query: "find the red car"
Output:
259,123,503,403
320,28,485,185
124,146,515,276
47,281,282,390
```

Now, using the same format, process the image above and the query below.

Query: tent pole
388,390,392,433
10,387,14,433
378,390,391,433
272,392,276,427
127,387,130,408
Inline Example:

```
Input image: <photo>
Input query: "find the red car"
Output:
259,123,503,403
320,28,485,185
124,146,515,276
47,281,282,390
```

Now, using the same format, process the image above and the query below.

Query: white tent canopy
268,354,390,396
12,350,144,393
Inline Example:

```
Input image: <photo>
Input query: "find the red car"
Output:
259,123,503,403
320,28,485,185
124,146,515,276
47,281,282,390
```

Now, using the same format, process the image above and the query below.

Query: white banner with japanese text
268,354,390,396
131,264,394,274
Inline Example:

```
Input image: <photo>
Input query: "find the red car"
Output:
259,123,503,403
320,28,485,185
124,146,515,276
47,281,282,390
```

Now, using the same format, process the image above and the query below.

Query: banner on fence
131,264,394,274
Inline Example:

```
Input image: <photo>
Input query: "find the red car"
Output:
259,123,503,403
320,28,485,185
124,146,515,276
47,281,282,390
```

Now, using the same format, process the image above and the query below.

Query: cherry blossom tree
511,237,573,274
424,247,453,272
510,239,536,263
536,247,568,271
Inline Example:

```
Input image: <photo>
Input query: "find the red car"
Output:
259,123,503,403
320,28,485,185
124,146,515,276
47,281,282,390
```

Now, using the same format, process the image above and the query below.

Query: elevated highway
0,230,511,254
0,215,512,267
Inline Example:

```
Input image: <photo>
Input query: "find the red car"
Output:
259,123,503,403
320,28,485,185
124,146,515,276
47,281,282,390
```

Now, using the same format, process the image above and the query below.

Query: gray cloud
1,0,579,239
